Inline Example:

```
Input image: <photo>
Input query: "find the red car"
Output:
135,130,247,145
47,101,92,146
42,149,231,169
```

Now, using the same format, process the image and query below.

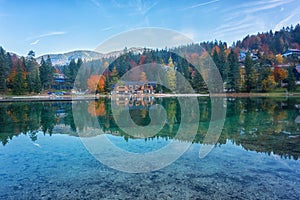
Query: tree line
0,24,300,95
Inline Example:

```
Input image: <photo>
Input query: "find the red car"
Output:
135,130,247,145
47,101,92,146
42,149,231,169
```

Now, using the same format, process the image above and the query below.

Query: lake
0,97,300,199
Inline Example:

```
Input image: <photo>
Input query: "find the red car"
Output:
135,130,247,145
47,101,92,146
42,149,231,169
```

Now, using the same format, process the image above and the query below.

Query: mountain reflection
0,97,300,160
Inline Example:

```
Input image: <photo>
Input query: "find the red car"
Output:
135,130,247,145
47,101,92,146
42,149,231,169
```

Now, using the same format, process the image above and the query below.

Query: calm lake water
1,97,300,199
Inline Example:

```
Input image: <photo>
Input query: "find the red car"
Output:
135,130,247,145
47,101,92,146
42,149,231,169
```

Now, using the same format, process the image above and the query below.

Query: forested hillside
1,24,300,95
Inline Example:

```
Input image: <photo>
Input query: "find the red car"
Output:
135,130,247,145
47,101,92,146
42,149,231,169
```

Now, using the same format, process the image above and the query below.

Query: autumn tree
262,75,276,92
273,67,288,85
167,56,176,92
87,75,106,93
275,54,284,64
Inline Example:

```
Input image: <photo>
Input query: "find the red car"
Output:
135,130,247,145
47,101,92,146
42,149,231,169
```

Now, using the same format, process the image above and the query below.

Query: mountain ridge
36,47,144,66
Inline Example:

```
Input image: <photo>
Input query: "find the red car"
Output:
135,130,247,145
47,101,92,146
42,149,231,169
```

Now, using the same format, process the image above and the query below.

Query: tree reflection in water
0,97,300,159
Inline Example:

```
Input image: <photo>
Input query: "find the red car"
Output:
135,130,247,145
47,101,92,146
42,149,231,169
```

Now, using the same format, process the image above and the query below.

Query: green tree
0,47,9,93
34,69,41,93
26,74,34,93
39,56,53,90
227,50,240,92
26,50,37,74
39,57,47,89
45,55,54,88
68,58,78,86
12,62,25,95
212,44,228,81
109,66,119,85
104,74,110,93
244,53,257,92
256,64,272,92
192,70,207,93
287,67,296,92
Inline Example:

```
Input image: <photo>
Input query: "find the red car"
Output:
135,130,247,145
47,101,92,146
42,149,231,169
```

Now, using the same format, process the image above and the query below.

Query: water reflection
0,97,300,159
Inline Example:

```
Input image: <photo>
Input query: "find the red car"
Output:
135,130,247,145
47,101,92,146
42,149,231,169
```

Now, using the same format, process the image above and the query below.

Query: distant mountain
36,50,103,66
37,47,144,66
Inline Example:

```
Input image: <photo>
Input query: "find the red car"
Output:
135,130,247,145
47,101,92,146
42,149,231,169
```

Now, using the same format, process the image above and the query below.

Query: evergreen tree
244,53,257,92
109,66,119,85
74,58,85,89
34,69,41,93
40,56,53,90
257,65,272,92
12,62,25,95
24,50,39,93
219,43,228,81
212,44,228,81
45,55,54,89
26,50,38,74
227,50,240,92
287,67,296,92
0,47,8,93
69,58,77,85
192,70,207,93
156,75,163,93
104,75,110,93
39,57,47,90
26,74,34,93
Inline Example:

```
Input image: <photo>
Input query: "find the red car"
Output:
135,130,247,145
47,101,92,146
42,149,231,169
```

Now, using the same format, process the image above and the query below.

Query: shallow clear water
0,97,300,199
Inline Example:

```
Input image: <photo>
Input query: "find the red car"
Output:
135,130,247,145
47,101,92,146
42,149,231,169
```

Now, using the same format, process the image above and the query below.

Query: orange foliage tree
87,75,106,93
273,67,288,84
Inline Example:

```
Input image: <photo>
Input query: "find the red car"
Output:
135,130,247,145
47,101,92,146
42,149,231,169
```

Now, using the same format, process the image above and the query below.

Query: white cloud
37,31,66,38
27,31,66,41
27,31,66,46
101,26,114,31
30,39,40,45
26,31,66,40
216,0,296,44
225,0,293,13
180,0,220,10
245,0,294,14
274,7,299,31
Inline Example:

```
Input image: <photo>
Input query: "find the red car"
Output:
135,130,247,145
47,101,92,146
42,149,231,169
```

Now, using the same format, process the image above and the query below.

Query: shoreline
0,92,299,102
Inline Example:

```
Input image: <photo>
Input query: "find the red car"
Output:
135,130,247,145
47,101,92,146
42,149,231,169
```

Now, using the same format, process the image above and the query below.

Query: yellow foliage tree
262,75,276,92
275,54,284,64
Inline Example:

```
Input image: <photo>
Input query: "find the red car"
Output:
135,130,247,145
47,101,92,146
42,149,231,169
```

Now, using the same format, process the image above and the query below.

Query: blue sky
0,0,299,56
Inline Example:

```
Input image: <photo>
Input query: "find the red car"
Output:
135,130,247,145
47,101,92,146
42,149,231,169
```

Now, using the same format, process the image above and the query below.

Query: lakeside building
282,49,300,58
110,81,157,95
